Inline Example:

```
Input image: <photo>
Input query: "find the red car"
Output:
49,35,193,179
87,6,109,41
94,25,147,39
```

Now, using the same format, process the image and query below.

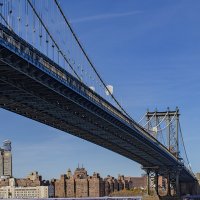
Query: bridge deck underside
0,42,194,182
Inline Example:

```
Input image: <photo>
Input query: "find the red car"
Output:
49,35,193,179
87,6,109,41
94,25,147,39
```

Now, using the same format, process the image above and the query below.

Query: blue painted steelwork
182,195,200,200
0,23,179,164
0,23,196,183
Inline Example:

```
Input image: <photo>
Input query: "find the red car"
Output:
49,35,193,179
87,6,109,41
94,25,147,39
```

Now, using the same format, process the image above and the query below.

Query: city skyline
0,165,148,198
0,142,148,198
0,0,200,181
0,138,146,183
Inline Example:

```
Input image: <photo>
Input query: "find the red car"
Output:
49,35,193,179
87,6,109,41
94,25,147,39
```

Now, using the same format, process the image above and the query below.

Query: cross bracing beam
146,111,180,117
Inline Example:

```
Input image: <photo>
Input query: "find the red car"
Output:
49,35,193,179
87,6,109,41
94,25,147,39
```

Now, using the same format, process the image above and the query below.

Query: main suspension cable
156,111,177,132
138,112,147,124
0,12,12,30
54,0,134,120
144,112,156,127
154,111,168,128
179,121,191,171
27,0,81,81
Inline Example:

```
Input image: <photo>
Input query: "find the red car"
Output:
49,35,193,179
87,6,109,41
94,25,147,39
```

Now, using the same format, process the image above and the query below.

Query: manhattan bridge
0,0,198,198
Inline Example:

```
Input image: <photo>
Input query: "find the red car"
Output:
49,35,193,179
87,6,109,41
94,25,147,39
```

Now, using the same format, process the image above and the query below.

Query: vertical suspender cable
54,0,134,120
17,0,21,36
39,13,42,46
27,0,81,81
46,1,49,56
25,0,29,41
3,0,5,24
5,0,7,26
10,0,12,28
8,0,10,27
179,121,191,171
0,9,12,30
0,1,3,24
32,0,36,46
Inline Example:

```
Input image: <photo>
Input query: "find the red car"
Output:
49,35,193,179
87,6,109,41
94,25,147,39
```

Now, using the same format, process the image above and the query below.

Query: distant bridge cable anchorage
54,0,134,121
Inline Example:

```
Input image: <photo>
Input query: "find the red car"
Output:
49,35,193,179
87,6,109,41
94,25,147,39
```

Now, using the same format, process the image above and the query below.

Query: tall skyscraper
0,140,12,178
3,151,12,177
0,149,4,177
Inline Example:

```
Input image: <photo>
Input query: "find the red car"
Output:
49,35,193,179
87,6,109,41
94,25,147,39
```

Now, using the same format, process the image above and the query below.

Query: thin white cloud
71,11,143,23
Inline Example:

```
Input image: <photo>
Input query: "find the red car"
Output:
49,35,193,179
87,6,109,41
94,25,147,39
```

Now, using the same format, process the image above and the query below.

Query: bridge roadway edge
0,23,196,187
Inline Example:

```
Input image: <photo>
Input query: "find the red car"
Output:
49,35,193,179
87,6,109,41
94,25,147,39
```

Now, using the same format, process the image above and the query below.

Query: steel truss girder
0,23,196,183
0,56,167,167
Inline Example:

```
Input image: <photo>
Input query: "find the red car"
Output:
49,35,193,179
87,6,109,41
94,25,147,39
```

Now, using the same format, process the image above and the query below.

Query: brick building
0,171,53,199
0,171,49,188
62,167,147,198
53,174,66,197
66,177,75,197
15,171,45,187
0,168,149,198
125,176,147,189
89,173,105,197
0,178,8,187
74,167,89,197
51,166,148,198
76,178,88,197
52,167,106,198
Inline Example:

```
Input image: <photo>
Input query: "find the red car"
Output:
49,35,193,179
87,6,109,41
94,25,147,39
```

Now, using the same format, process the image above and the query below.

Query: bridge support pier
155,171,159,196
166,168,182,197
143,167,160,196
176,171,180,197
143,165,191,199
167,173,171,196
147,170,150,196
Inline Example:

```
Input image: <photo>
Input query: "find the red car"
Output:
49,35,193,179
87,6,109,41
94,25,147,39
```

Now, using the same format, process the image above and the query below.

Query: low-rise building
0,185,54,199
125,176,147,189
0,185,10,198
0,166,151,198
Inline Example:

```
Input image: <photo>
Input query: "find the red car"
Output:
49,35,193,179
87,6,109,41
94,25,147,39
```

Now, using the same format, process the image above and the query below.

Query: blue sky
0,0,200,180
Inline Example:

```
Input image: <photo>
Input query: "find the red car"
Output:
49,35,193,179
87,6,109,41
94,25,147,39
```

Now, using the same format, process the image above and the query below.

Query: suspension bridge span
0,0,197,198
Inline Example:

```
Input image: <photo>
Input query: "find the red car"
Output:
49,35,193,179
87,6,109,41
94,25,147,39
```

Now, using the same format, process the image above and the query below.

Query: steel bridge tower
143,108,195,198
146,107,180,159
